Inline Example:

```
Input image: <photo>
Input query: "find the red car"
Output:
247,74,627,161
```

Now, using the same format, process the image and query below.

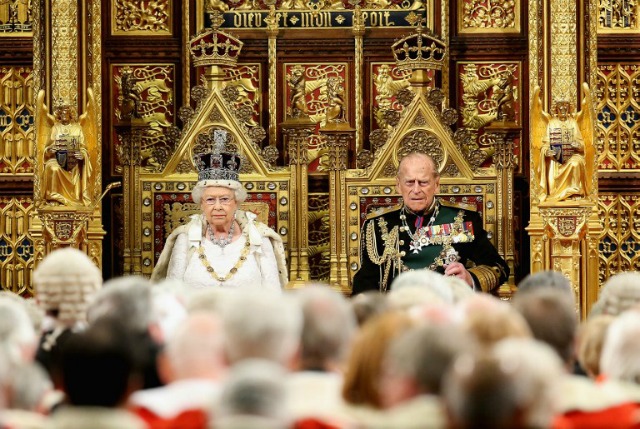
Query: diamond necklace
207,221,235,248
399,200,440,253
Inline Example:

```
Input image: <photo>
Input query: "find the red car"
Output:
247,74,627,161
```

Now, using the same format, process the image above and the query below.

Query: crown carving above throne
391,25,446,72
189,30,243,68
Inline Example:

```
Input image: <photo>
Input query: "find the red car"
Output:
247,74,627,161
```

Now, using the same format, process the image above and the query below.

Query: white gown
166,232,281,291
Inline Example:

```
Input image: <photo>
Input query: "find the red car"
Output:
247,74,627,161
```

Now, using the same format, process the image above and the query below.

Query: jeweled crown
189,11,243,69
391,24,446,72
193,130,242,182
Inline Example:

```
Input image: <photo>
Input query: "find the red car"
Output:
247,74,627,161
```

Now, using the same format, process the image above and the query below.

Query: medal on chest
399,204,440,254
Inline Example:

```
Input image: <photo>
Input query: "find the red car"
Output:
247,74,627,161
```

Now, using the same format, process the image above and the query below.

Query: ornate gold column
485,121,520,293
527,0,601,315
282,122,314,285
32,0,105,267
320,123,353,291
115,118,146,275
352,6,364,154
540,204,595,318
265,6,279,146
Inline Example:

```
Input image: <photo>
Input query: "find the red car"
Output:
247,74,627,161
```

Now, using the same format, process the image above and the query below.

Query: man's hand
444,261,473,287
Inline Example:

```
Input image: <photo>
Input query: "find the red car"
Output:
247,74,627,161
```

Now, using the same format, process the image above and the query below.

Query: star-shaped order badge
409,228,431,253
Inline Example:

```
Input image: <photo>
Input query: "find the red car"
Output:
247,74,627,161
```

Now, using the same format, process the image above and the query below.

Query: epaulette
365,203,402,220
439,198,477,212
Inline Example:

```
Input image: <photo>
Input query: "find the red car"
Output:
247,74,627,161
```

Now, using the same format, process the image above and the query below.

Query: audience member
129,313,226,429
350,292,389,327
87,276,163,389
219,291,302,367
374,323,471,428
33,248,102,377
460,295,531,348
590,272,640,317
342,312,414,410
0,297,38,365
214,359,289,429
444,339,564,429
514,287,638,429
512,288,577,369
517,270,574,300
600,310,640,384
47,318,145,429
286,285,356,425
577,315,614,379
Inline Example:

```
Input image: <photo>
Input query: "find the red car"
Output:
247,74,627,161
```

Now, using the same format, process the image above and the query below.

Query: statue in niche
531,83,595,203
36,89,98,206
491,71,516,122
287,65,309,119
324,76,346,124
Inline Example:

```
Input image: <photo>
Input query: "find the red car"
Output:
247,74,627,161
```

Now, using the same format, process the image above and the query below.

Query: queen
152,136,288,290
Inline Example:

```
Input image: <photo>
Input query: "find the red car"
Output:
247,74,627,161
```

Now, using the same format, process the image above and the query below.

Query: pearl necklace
207,221,235,248
198,230,251,283
399,201,440,253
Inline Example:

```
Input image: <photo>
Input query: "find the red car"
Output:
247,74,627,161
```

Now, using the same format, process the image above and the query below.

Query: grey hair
0,298,37,365
593,271,640,317
215,359,287,422
492,339,564,428
517,271,574,302
8,362,53,411
294,284,357,369
86,276,153,334
191,180,247,205
386,323,471,394
166,313,225,380
219,291,302,366
390,270,454,305
600,310,640,383
511,288,577,364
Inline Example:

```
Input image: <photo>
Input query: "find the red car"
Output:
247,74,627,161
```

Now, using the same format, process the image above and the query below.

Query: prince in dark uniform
352,152,509,295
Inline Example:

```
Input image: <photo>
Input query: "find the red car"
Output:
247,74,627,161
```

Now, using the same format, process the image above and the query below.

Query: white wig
191,179,247,205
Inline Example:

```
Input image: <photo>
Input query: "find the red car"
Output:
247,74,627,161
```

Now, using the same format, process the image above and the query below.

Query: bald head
397,152,439,179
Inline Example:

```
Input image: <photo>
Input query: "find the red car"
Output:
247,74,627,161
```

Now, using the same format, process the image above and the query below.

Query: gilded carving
0,0,32,34
206,0,426,11
284,63,348,172
598,194,640,279
225,64,262,128
35,90,99,207
113,65,175,173
398,130,445,166
113,0,171,35
596,64,640,171
51,0,78,106
531,84,596,203
371,63,411,130
356,150,375,169
0,196,35,295
308,195,330,281
0,66,34,175
459,62,518,130
550,0,578,106
598,0,638,31
459,0,519,32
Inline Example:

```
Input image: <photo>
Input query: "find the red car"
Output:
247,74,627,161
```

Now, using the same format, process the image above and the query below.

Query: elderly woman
152,141,287,290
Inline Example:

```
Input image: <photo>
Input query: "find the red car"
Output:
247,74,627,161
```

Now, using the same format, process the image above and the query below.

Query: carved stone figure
531,83,596,203
325,76,346,124
287,65,309,119
36,89,98,206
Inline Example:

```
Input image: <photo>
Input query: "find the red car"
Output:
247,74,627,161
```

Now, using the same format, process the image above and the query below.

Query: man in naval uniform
352,152,509,295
